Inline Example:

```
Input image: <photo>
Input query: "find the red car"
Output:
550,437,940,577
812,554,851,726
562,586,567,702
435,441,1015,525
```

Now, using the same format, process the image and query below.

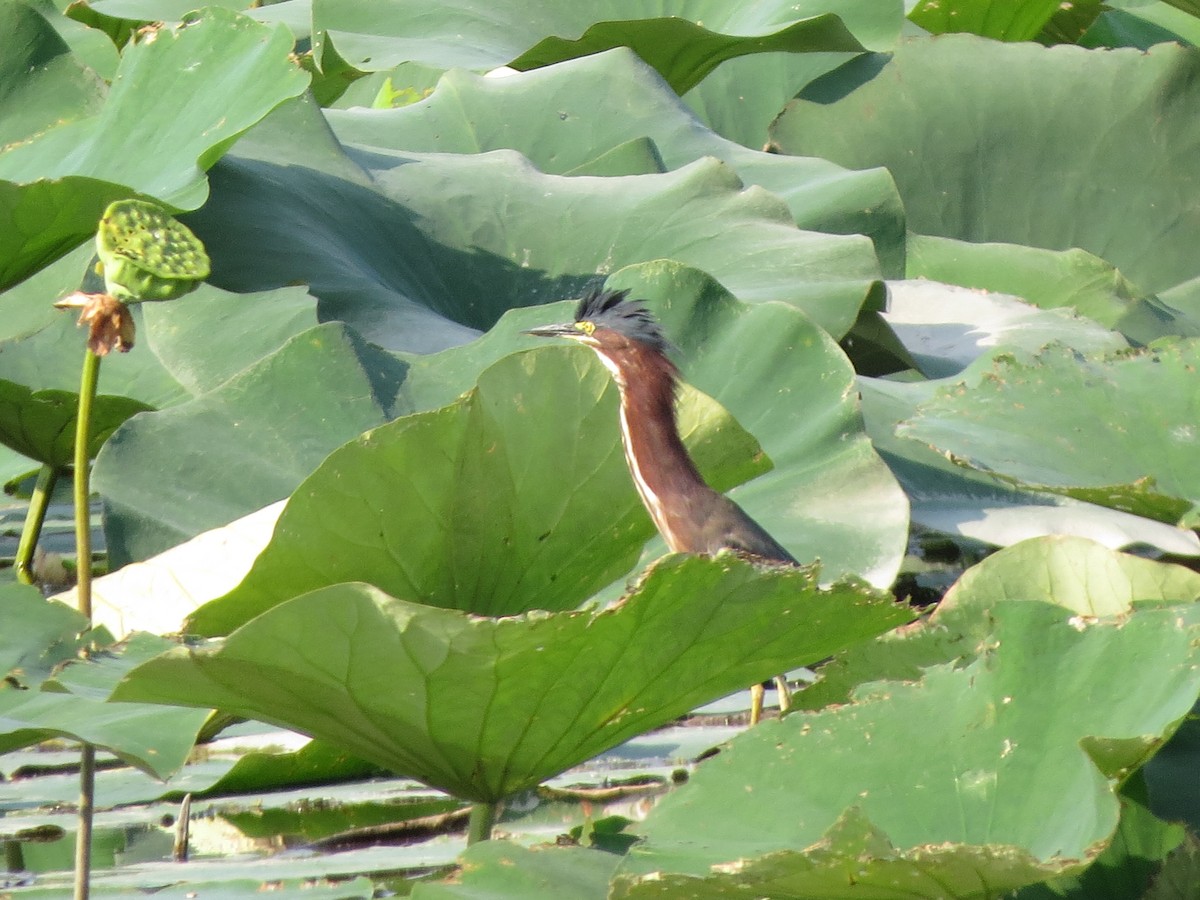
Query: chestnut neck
597,341,710,551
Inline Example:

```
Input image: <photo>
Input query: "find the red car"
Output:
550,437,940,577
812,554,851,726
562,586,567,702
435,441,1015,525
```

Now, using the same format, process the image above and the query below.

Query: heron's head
524,288,672,358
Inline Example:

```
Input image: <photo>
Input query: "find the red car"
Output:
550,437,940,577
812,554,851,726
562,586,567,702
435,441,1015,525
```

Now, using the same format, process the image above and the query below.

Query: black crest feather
575,287,672,354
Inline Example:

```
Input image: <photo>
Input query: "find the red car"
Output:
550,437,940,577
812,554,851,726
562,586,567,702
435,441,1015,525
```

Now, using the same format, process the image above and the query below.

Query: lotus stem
73,349,100,619
15,465,59,586
72,347,101,900
73,743,95,900
467,800,501,845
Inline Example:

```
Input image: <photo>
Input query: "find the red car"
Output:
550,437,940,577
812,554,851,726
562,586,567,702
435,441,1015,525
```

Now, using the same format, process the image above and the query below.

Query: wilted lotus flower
55,291,137,356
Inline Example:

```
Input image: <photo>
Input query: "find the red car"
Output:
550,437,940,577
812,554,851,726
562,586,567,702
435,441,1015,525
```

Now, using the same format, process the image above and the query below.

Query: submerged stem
467,800,501,845
15,465,59,586
73,744,95,900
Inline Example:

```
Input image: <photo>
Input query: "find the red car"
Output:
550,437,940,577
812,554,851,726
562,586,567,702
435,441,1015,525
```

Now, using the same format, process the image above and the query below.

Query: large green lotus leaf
613,601,1200,897
1083,1,1200,49
0,0,104,150
897,341,1200,525
0,7,307,205
135,285,320,397
190,146,878,349
907,234,1199,345
411,841,618,899
185,345,771,633
312,0,897,90
0,632,210,780
95,321,401,566
0,7,308,290
770,36,1200,296
856,286,1194,556
508,14,864,96
0,377,151,467
0,180,134,295
908,0,1065,40
880,278,1126,379
170,91,481,353
116,555,907,801
25,0,121,81
680,49,861,153
798,535,1200,714
1013,773,1186,900
623,813,1062,899
941,535,1200,617
860,373,1200,557
0,584,86,688
325,49,904,275
0,241,95,343
192,737,387,799
1038,1,1107,45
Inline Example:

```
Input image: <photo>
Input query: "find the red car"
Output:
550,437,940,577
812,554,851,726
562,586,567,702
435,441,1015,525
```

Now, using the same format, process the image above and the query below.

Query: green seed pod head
95,199,210,303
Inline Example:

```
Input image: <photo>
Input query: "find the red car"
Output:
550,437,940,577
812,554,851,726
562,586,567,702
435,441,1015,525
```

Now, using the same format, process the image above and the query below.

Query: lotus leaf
906,234,1198,344
189,148,879,349
940,535,1200,617
0,631,209,779
0,7,308,289
859,374,1200,557
324,49,904,271
908,0,1067,40
96,322,401,566
0,244,320,469
0,583,86,688
115,555,907,801
898,341,1200,525
614,602,1200,897
310,0,897,91
772,35,1200,296
184,344,772,633
796,534,1200,714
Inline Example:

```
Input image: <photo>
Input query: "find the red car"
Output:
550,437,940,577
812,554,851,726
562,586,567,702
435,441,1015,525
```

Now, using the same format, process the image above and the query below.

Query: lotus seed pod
95,199,210,303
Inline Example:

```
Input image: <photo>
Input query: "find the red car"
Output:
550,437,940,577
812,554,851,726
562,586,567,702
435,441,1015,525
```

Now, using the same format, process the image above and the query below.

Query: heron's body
602,334,795,563
526,288,798,721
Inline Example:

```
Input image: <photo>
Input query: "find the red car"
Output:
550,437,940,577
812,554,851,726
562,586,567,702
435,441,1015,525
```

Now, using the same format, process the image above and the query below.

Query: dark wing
702,493,799,566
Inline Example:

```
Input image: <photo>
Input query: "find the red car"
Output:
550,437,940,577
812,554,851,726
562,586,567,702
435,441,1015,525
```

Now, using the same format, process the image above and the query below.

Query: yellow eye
575,320,596,336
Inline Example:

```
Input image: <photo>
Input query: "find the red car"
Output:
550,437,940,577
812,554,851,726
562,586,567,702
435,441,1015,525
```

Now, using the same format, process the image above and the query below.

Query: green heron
525,287,798,723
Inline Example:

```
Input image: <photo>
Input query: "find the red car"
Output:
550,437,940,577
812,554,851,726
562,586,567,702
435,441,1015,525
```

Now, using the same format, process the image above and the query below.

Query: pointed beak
523,323,579,339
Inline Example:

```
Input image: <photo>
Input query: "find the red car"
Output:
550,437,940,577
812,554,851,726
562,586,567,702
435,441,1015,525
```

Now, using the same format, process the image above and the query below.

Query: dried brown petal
54,291,136,355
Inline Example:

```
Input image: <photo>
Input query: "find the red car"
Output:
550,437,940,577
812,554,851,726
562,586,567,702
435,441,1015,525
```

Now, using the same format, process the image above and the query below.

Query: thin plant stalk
73,348,100,619
467,800,501,845
14,464,59,585
73,744,95,900
72,347,101,900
